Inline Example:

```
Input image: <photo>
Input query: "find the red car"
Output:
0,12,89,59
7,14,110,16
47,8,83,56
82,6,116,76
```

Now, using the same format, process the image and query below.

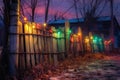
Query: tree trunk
45,0,50,22
1,0,10,79
8,0,20,77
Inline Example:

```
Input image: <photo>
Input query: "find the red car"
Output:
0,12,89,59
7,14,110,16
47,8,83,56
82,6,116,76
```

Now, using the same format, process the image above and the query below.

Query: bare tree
0,0,10,79
21,0,38,22
2,0,10,53
45,0,50,22
31,0,38,22
74,0,79,19
0,0,20,79
72,0,108,33
52,12,65,21
0,7,4,22
77,0,107,17
8,0,20,78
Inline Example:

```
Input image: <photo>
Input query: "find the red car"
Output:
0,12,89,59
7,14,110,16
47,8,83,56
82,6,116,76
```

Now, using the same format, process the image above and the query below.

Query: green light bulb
93,39,97,43
58,31,60,34
99,38,102,41
95,37,98,40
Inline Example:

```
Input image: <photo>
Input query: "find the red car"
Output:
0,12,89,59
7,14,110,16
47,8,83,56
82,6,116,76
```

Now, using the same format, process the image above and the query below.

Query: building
48,16,120,49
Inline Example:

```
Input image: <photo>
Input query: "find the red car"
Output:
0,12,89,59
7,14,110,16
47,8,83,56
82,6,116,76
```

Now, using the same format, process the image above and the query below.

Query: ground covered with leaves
17,53,109,80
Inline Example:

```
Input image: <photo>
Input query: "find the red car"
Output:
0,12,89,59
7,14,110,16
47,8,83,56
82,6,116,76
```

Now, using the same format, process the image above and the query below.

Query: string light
43,23,47,27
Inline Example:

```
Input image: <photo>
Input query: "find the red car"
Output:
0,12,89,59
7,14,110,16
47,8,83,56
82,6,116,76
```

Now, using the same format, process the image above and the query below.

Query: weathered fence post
9,0,20,77
65,21,68,57
22,17,27,69
65,21,70,58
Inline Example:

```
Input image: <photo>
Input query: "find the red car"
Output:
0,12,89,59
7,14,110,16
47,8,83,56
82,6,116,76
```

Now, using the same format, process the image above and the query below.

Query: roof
48,16,111,24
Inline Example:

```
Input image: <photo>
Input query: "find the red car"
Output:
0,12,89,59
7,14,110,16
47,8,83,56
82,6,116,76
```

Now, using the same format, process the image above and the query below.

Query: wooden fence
9,21,104,70
10,22,71,70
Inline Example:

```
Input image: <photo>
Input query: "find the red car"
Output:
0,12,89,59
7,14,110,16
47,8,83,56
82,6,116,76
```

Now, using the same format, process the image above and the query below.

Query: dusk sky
32,0,120,23
0,0,120,24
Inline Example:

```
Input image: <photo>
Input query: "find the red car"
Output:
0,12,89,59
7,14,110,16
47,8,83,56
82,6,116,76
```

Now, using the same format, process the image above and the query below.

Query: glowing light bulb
90,36,93,39
24,17,27,21
78,33,81,36
43,23,47,27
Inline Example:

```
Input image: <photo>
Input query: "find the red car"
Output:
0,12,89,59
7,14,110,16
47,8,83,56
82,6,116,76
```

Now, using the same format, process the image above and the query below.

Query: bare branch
0,7,4,21
96,0,108,17
21,0,38,22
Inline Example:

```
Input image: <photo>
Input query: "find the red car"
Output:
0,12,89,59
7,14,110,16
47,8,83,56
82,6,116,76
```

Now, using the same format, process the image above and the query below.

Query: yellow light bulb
24,17,27,22
73,34,76,37
43,23,47,27
78,33,81,36
85,38,89,43
90,36,93,39
32,25,35,29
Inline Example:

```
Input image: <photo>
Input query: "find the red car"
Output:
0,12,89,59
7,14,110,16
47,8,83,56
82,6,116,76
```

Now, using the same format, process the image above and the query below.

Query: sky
23,0,76,22
33,0,120,23
0,0,120,24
